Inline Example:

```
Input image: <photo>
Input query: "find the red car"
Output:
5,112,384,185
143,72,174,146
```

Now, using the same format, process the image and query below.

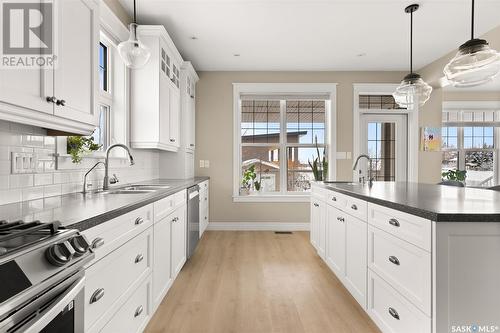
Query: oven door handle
23,276,85,333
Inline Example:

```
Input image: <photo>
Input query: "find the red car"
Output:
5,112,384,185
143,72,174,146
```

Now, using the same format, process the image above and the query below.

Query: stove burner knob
70,235,90,257
45,241,75,267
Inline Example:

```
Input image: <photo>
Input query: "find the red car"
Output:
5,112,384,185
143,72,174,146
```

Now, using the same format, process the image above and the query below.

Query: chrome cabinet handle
336,217,345,223
313,203,319,207
190,144,195,147
351,204,358,210
135,217,144,225
170,138,176,142
388,307,400,320
91,237,104,249
90,288,105,304
389,218,400,227
331,197,337,202
56,99,66,106
134,305,144,318
389,256,400,266
171,217,179,223
135,254,144,263
46,96,56,103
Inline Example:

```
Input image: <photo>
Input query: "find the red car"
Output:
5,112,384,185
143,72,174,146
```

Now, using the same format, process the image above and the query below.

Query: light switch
199,160,205,168
11,152,37,174
204,160,210,168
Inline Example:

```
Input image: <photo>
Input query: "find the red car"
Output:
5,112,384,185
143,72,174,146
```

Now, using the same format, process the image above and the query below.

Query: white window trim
353,83,419,183
233,83,337,203
442,100,500,186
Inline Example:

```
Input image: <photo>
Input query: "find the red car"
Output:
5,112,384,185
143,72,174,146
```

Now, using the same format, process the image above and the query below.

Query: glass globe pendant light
444,0,500,87
393,4,432,108
118,0,151,69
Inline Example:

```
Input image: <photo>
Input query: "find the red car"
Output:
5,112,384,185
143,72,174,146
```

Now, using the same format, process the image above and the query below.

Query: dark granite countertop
315,181,500,222
0,177,209,231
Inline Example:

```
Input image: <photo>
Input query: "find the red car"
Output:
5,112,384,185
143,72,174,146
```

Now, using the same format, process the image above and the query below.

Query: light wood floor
145,231,381,333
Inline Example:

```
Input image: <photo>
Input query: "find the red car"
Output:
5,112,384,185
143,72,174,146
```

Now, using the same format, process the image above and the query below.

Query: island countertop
0,177,209,231
315,181,500,222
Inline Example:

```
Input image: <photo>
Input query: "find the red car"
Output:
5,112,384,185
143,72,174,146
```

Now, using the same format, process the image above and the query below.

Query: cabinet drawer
368,203,431,252
368,227,431,315
368,271,431,333
101,276,152,333
199,180,209,191
345,195,368,221
85,229,152,331
327,191,348,210
154,190,186,222
82,205,152,263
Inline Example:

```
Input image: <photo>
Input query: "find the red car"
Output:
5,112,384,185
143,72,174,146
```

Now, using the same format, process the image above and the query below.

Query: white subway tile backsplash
0,120,159,205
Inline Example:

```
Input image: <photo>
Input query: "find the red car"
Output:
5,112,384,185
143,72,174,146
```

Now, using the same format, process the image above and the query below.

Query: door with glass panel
359,114,407,182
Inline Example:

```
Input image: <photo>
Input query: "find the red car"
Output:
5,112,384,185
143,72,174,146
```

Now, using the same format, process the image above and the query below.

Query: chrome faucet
83,161,104,194
103,143,135,190
353,154,374,187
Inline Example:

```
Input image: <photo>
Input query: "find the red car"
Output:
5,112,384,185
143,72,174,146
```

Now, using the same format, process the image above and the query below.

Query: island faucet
103,143,135,190
353,154,374,187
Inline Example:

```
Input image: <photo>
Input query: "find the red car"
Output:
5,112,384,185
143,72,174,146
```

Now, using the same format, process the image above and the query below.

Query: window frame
233,83,337,202
442,101,500,187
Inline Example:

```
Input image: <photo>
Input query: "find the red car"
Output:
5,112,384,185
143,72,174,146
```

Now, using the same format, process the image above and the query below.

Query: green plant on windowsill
308,136,328,181
242,165,257,189
441,169,467,183
67,136,102,164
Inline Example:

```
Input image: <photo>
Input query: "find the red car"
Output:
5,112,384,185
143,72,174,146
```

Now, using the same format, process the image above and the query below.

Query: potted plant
241,165,257,195
441,169,467,185
308,136,328,181
67,136,102,163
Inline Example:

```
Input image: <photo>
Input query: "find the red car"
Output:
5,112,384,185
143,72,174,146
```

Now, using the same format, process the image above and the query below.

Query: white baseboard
206,222,310,231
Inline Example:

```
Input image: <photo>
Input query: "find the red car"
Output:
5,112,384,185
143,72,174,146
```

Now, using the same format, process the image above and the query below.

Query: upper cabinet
0,0,99,135
181,62,199,152
130,26,183,152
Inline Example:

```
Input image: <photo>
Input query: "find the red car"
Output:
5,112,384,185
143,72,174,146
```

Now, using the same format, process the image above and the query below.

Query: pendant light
118,0,151,69
443,0,500,87
393,4,432,108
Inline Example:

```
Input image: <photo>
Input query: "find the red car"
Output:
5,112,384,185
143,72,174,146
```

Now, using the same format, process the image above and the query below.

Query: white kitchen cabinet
0,0,99,135
344,214,367,308
325,205,346,277
171,204,187,278
181,62,199,152
130,26,183,151
311,195,326,259
152,210,172,309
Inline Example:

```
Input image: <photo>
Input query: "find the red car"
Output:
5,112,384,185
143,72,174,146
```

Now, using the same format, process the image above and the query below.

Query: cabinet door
310,200,319,250
54,0,98,125
159,72,171,147
186,95,196,151
344,215,367,308
171,205,186,278
153,215,172,308
326,205,346,277
169,87,180,148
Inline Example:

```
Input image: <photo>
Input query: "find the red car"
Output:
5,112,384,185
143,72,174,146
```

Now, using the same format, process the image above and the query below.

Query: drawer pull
134,305,144,318
336,217,345,223
388,307,400,320
313,203,319,207
135,254,144,263
172,217,179,223
135,217,144,225
351,204,358,210
91,238,104,249
331,197,337,202
389,218,400,227
388,256,400,265
90,288,105,304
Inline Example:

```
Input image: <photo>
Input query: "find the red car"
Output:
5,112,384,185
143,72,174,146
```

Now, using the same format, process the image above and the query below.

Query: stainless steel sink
105,189,156,195
124,184,170,191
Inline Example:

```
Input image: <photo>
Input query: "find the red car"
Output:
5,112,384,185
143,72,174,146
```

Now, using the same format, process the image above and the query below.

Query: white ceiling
118,0,500,71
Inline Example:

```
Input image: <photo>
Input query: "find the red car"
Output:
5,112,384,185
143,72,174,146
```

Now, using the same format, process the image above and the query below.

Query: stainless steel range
0,220,93,333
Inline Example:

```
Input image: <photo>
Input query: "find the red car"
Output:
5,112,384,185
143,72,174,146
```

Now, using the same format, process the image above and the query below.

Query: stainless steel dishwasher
187,185,200,258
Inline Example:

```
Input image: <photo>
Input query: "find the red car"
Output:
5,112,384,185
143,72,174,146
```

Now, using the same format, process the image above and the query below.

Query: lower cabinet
325,205,346,277
344,214,367,308
171,204,187,279
310,196,326,259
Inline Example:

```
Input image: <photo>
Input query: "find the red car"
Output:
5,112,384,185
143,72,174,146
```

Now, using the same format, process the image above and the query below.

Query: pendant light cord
471,0,475,40
410,9,413,74
133,0,137,24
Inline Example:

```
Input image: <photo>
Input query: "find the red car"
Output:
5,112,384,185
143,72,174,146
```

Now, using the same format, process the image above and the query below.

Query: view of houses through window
240,99,328,194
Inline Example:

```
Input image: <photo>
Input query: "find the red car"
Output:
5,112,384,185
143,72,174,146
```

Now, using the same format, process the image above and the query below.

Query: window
235,84,335,200
441,107,500,187
359,95,405,110
98,42,108,92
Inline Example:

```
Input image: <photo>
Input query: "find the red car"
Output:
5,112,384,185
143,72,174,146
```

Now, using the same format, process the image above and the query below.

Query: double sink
103,184,171,195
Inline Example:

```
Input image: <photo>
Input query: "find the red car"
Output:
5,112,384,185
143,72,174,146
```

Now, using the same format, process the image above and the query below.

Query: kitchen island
311,181,500,333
